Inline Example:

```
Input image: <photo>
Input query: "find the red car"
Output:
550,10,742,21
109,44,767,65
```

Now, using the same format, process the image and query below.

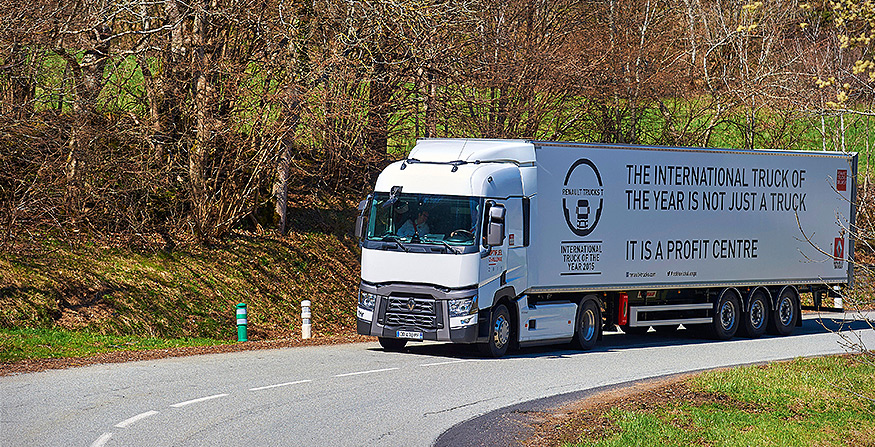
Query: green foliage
571,357,875,447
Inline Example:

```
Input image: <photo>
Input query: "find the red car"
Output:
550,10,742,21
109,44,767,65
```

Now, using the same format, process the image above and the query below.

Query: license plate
396,330,423,340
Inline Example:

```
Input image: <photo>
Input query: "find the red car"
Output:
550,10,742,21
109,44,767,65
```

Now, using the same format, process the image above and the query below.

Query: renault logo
407,298,416,311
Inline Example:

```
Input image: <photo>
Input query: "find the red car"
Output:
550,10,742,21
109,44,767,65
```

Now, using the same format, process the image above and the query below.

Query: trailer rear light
618,293,629,326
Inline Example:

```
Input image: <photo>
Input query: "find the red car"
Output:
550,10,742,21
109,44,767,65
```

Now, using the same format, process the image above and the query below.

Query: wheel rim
750,299,765,329
720,300,736,330
493,314,509,349
581,308,596,341
778,297,794,326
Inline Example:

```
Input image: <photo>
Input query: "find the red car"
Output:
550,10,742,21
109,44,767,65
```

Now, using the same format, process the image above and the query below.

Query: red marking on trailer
837,170,847,191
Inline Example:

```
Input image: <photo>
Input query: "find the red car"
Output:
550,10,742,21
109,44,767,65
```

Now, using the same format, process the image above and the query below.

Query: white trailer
355,139,856,357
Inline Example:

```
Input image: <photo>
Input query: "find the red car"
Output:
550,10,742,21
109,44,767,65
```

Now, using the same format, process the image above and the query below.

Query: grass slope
0,227,361,349
565,356,875,447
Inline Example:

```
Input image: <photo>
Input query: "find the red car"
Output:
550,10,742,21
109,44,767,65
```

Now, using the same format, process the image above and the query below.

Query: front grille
387,297,435,314
385,313,437,327
382,296,442,329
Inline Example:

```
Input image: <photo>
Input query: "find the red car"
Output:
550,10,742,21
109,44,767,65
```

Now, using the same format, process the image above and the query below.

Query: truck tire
706,290,740,340
478,304,511,358
767,288,797,336
378,337,407,352
571,300,601,350
739,290,768,338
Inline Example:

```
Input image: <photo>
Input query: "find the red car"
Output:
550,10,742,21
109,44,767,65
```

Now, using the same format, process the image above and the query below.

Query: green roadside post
236,303,247,342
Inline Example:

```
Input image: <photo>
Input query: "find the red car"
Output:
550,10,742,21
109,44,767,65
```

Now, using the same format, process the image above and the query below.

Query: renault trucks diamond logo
562,159,604,237
834,237,844,269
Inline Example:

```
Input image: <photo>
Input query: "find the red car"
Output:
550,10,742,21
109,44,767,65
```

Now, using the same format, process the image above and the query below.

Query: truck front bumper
356,282,482,344
357,316,480,343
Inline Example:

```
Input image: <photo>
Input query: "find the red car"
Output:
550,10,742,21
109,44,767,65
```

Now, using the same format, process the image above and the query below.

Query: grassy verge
0,327,230,363
560,356,875,447
0,230,360,342
0,199,362,351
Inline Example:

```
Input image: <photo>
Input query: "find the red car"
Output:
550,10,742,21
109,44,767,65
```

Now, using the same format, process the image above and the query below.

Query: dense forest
2,0,874,246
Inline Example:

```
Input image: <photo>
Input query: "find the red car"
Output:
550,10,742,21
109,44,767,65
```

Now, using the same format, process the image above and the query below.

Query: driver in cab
398,210,429,238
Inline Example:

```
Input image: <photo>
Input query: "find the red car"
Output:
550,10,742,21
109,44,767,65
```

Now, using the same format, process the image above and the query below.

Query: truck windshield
366,193,483,247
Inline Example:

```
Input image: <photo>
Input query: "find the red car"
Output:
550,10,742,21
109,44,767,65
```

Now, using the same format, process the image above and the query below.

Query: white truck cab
355,139,536,356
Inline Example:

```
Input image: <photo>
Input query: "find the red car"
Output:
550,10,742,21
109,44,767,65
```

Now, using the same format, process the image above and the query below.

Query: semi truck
354,139,857,357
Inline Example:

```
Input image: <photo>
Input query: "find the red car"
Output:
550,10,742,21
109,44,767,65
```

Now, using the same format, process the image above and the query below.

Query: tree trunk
367,48,390,156
6,44,35,118
54,23,111,233
274,137,294,235
425,69,437,138
190,0,211,240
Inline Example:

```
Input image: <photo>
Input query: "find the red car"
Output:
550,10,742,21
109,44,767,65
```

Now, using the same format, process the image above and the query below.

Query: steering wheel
449,229,474,239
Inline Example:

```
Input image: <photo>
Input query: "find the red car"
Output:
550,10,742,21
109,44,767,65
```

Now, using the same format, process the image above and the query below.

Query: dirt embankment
1,210,363,342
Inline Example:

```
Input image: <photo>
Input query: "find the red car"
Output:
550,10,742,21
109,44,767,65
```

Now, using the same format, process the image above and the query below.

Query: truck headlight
448,297,477,317
359,291,377,311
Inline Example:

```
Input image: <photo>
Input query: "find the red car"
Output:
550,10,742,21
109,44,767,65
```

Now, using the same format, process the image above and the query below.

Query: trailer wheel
478,304,511,358
571,300,601,350
378,337,407,352
707,290,740,340
767,288,797,336
739,291,768,338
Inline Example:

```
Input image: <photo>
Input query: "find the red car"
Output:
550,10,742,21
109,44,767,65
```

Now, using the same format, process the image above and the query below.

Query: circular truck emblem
562,158,604,237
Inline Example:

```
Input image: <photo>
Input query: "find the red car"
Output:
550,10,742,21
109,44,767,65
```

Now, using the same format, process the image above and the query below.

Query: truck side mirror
354,197,369,239
486,204,506,247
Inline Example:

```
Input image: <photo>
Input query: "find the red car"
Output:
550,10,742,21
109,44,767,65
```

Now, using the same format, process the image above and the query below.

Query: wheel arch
492,286,518,344
579,293,603,340
716,287,743,307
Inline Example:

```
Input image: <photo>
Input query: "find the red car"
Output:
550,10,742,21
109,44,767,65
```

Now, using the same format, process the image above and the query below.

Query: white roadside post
301,300,312,339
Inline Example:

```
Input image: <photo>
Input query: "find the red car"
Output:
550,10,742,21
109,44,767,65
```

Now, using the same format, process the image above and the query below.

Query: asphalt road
1,312,872,447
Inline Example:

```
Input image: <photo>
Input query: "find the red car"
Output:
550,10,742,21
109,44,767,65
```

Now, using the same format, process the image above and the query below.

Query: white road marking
90,432,113,447
169,393,229,408
334,367,398,377
419,359,478,367
115,410,159,428
249,380,312,391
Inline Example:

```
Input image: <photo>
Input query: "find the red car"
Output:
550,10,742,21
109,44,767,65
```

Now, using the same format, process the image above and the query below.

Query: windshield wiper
422,236,461,254
382,235,409,252
438,240,462,254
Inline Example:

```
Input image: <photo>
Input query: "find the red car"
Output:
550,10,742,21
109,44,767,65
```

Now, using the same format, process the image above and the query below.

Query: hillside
0,202,361,342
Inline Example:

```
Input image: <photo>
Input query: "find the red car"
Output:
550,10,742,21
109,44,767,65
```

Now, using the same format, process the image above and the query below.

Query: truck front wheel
478,304,511,358
571,300,601,350
378,337,407,352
